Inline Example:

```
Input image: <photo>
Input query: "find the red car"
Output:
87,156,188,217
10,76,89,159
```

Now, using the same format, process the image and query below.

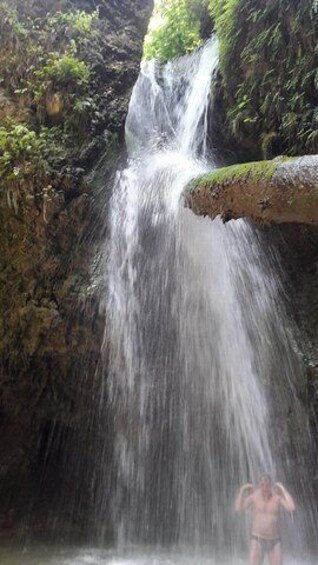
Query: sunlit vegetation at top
144,0,318,156
208,0,239,70
143,0,212,61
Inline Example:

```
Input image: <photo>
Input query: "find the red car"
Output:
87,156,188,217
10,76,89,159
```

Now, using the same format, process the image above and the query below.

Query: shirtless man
235,474,296,565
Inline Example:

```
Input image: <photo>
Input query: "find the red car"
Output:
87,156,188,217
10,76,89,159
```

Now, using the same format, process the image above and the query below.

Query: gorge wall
0,0,153,534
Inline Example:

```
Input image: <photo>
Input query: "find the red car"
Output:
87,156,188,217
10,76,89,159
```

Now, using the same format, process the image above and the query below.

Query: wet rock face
277,226,318,423
0,0,153,525
260,223,318,499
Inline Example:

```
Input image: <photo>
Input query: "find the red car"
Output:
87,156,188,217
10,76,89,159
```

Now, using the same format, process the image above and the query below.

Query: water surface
0,545,316,565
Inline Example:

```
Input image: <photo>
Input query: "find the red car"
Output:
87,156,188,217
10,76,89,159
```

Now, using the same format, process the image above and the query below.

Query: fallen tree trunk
184,155,318,225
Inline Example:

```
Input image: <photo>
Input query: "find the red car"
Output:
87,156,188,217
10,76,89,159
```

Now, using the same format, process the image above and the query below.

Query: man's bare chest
254,496,279,515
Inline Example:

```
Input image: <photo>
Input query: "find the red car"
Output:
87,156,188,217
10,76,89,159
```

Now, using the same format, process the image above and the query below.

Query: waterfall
102,38,317,558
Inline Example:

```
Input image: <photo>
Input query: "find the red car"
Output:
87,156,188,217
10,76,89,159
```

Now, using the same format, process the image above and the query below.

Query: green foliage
0,2,95,93
0,120,73,216
0,121,75,187
0,0,101,156
35,51,90,88
208,0,240,71
46,10,98,36
211,0,318,157
144,0,208,60
39,9,100,55
0,125,40,162
0,124,47,180
0,3,27,39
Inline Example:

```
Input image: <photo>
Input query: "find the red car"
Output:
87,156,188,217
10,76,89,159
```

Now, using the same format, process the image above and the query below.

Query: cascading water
103,38,318,561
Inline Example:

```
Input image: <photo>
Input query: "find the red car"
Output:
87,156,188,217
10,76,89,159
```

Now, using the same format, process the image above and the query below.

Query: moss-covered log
185,155,318,225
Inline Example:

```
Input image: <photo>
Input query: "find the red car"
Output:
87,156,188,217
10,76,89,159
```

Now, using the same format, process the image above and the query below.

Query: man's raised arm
235,483,254,513
274,482,296,513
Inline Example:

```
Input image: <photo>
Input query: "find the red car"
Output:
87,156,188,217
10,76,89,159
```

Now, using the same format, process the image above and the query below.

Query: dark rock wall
0,0,153,534
275,225,318,465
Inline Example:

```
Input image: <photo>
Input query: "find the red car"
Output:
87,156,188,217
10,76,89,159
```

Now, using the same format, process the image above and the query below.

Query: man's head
259,473,272,496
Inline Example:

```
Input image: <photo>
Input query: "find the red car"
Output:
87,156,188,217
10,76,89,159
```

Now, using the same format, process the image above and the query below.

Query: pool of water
0,545,316,565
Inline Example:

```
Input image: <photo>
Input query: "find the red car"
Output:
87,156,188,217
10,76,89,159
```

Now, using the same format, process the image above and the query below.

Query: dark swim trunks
251,534,282,556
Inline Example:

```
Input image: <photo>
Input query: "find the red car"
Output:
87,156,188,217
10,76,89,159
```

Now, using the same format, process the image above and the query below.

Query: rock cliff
0,0,153,535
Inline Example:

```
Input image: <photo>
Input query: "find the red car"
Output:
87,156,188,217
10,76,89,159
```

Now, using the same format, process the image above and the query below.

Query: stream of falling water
103,37,317,562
